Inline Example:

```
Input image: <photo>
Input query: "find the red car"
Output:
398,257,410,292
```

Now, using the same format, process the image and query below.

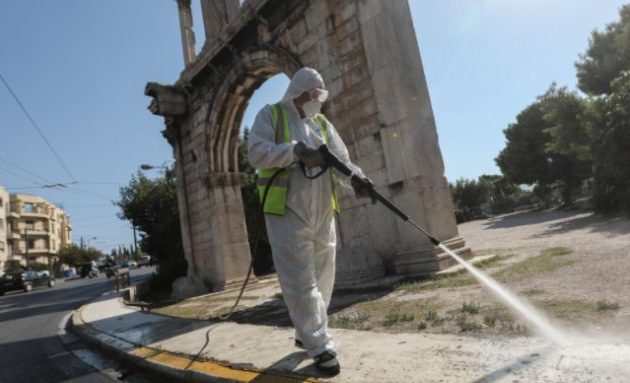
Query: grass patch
596,300,620,311
396,270,476,292
384,311,415,327
329,311,371,330
456,315,481,332
493,247,576,281
481,306,515,330
520,288,546,296
329,298,440,331
462,301,480,314
473,254,512,269
540,247,573,256
537,299,620,320
396,255,513,293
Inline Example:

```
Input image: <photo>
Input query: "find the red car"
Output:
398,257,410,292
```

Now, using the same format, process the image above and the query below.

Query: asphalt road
0,268,154,383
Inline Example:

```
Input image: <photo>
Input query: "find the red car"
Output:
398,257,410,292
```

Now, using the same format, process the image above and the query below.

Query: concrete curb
70,301,321,383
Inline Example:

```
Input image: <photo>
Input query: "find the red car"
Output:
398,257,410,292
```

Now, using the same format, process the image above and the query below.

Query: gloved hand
294,142,326,169
351,175,376,203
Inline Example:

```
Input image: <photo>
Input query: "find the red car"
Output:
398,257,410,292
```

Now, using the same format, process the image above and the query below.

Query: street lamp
140,164,168,171
87,236,97,248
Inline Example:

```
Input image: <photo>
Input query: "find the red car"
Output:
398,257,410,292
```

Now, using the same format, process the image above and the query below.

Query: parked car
0,270,56,295
137,255,152,267
121,260,137,269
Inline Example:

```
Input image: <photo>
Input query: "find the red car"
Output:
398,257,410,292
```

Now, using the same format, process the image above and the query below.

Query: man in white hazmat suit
248,67,372,375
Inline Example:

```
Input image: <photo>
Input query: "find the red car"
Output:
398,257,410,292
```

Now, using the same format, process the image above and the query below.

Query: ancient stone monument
146,0,469,298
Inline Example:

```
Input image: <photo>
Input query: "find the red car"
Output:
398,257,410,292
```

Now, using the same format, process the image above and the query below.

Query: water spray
318,144,569,346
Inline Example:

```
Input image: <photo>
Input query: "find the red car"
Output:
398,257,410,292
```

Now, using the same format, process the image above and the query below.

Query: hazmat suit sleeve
248,105,297,169
324,119,366,188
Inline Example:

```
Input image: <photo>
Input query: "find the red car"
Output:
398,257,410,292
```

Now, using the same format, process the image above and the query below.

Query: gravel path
457,208,630,330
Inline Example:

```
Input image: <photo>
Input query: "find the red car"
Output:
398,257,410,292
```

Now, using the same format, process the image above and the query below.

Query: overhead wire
0,71,77,183
0,155,55,184
0,164,43,186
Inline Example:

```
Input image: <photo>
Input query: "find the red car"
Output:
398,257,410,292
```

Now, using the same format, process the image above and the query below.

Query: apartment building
6,194,72,269
0,187,9,271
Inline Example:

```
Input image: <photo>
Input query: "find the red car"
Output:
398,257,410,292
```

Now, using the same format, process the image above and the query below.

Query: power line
0,71,77,182
61,203,113,209
0,164,42,186
4,186,44,190
76,181,124,185
0,156,55,184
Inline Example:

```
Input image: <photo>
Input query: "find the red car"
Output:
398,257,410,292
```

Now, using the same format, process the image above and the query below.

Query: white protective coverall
248,68,363,357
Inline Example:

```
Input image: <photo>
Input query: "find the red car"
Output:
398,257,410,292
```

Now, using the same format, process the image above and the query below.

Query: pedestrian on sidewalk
248,67,372,375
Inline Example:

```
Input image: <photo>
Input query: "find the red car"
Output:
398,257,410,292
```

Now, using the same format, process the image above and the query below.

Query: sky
0,0,627,254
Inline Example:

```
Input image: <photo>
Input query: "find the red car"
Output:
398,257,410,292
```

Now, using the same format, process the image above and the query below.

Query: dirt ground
153,208,630,339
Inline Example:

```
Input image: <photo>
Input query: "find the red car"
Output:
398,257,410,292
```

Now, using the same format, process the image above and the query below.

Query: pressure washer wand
318,145,441,246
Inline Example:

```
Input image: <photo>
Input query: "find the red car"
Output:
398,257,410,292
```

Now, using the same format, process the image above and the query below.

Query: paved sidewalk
71,292,630,382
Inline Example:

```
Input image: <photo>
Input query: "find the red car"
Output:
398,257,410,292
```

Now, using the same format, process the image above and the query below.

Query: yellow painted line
131,347,319,383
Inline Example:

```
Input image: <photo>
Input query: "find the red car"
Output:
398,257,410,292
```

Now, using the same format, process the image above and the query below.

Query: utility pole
132,226,139,262
23,227,29,269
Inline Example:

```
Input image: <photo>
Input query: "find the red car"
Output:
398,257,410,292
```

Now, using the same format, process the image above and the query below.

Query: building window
27,239,35,249
25,220,34,230
0,218,4,230
0,198,3,207
0,241,4,251
23,203,35,213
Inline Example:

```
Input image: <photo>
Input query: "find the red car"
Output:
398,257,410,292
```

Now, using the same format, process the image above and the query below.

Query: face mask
302,98,322,118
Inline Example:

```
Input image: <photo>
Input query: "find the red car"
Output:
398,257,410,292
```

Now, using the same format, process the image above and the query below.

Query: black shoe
295,339,305,349
314,350,340,376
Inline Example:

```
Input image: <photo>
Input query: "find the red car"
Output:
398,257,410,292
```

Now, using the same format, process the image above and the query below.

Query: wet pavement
75,288,630,382
0,268,156,383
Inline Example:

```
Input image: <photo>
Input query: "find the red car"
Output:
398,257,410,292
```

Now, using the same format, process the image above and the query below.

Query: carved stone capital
145,82,188,118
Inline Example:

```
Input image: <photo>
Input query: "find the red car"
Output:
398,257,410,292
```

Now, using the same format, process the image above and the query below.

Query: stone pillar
353,0,469,277
176,0,196,66
200,0,240,39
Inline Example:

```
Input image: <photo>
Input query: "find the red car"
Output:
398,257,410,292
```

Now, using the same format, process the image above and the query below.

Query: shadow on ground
482,208,630,239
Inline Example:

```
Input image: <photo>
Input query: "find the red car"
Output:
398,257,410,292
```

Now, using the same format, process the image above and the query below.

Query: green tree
590,71,630,213
576,5,630,95
450,178,488,223
540,86,591,205
116,169,187,289
58,244,102,267
496,86,590,206
478,174,520,214
496,101,554,198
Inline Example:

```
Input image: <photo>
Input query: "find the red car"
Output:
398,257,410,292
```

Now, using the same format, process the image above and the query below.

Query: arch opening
207,58,290,276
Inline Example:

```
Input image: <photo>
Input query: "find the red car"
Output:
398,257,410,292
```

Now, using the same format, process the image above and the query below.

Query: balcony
9,211,19,219
25,229,50,236
8,231,20,240
28,247,50,255
20,210,50,219
13,247,50,255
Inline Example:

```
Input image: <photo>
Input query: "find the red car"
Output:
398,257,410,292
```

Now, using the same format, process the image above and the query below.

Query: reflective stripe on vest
256,103,340,215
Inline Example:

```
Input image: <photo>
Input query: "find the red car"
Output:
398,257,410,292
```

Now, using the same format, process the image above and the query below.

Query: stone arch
206,47,300,175
147,0,471,298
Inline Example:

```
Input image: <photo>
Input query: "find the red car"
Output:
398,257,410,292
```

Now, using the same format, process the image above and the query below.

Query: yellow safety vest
257,102,340,215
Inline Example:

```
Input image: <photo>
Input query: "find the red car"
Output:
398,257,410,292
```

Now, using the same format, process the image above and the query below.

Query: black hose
185,166,286,371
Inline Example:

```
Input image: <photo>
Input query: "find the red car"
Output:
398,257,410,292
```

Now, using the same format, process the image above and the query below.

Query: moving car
121,260,137,269
137,255,152,267
0,270,55,295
